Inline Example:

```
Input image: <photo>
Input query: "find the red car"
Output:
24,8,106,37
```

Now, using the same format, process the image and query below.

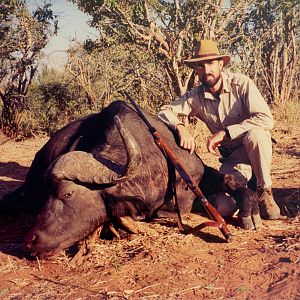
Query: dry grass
272,100,300,135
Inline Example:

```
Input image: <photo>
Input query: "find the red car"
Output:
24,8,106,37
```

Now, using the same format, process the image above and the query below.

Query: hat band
195,53,220,58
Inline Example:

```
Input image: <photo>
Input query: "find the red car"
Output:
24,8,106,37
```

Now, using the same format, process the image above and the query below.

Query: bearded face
194,59,224,88
201,72,221,87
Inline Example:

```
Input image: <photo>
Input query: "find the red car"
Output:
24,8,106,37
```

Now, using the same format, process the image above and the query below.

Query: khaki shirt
158,71,274,148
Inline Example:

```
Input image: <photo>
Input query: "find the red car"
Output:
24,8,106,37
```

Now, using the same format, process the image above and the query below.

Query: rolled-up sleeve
158,93,196,131
226,78,274,140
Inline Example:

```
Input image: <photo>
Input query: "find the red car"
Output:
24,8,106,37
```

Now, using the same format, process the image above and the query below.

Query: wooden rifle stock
153,131,232,241
124,92,232,242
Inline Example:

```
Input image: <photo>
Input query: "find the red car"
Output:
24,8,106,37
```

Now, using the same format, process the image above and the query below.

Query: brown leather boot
257,187,280,219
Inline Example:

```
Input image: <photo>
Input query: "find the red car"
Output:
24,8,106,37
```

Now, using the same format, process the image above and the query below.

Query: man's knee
220,163,251,186
243,127,271,147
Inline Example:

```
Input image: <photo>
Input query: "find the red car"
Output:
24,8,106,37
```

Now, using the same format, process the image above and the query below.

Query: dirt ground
0,125,299,300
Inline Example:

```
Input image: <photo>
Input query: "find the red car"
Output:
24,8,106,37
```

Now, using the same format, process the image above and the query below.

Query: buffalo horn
47,115,142,184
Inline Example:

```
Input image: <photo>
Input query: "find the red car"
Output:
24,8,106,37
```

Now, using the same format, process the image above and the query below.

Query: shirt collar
197,84,214,100
203,89,217,100
221,71,231,93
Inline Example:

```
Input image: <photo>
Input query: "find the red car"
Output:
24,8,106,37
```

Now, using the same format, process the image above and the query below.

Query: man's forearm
157,107,184,131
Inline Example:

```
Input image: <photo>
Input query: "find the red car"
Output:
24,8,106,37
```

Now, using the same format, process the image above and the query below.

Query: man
158,39,280,220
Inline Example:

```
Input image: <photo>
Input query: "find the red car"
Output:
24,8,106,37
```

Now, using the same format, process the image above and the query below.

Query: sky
27,0,98,69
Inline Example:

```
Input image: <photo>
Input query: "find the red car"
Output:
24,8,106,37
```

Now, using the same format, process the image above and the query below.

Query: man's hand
176,124,195,154
207,130,226,153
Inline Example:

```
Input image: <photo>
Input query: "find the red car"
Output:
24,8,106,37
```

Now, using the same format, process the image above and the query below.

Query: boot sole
260,213,280,220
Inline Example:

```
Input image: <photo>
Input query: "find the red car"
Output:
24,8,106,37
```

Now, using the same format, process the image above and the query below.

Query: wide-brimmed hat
183,39,230,68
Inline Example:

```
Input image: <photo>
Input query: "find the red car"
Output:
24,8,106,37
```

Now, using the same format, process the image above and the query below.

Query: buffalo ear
45,115,142,185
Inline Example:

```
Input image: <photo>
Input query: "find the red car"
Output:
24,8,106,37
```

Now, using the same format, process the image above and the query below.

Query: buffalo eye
64,191,74,198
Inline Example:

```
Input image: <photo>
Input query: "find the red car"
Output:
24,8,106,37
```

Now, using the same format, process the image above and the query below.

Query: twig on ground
36,256,42,273
169,285,204,296
135,283,162,294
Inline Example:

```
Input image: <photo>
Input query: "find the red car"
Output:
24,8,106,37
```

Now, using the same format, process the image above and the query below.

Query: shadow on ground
273,187,300,217
0,212,36,259
0,162,29,197
0,162,29,180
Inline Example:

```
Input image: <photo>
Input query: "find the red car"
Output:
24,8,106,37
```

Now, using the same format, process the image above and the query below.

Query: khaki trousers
219,127,273,189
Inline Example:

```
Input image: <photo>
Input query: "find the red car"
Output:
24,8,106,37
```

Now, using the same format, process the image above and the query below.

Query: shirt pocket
223,101,244,126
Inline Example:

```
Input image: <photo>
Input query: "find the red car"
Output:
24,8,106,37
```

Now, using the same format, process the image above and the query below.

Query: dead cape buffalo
0,100,260,256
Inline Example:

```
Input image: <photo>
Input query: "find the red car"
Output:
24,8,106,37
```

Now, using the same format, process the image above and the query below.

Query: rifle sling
161,143,185,232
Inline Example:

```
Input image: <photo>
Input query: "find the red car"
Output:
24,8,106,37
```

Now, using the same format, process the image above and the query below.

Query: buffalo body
1,101,258,255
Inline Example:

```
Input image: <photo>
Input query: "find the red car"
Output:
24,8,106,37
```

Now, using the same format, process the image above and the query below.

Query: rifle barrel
124,92,156,134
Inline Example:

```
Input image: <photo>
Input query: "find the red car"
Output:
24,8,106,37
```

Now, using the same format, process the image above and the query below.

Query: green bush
19,68,93,136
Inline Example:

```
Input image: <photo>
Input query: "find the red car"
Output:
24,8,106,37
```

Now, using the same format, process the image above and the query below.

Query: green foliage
104,0,118,8
22,68,90,136
0,0,58,136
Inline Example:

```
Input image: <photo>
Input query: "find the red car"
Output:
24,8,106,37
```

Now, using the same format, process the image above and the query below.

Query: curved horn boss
46,115,142,185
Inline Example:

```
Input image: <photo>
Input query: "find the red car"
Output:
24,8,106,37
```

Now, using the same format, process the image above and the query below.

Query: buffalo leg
70,225,103,266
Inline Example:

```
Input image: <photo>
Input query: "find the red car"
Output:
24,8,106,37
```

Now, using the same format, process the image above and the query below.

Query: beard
201,73,221,88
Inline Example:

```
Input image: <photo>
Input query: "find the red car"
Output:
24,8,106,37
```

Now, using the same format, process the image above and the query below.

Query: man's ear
219,59,224,70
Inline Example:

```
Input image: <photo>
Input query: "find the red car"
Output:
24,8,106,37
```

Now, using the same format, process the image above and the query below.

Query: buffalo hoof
251,213,262,229
239,213,262,230
109,223,121,239
117,216,140,234
239,216,254,230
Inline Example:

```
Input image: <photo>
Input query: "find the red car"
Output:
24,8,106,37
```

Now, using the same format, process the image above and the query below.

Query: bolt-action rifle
124,92,233,242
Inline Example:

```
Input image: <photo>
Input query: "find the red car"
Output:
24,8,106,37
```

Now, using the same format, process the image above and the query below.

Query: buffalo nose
26,234,37,249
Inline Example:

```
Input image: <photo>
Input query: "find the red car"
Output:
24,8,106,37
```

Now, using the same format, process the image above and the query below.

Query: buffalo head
25,116,142,256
